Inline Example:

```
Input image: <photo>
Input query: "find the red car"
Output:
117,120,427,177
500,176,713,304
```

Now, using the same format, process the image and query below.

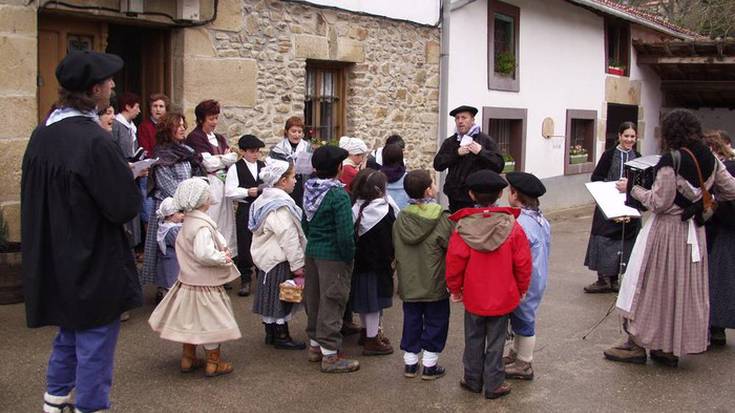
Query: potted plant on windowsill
569,145,589,164
502,153,515,173
607,60,626,76
494,51,516,77
0,212,23,305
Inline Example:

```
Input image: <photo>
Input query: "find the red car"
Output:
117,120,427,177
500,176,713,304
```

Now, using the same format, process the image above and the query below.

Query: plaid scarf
303,177,344,222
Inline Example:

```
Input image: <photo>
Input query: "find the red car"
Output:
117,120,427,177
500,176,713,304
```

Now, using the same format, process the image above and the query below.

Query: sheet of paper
585,181,641,219
294,151,313,175
131,157,159,176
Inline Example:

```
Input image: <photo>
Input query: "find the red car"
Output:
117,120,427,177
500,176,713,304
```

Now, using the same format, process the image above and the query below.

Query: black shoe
710,326,727,346
263,323,275,345
459,378,481,393
238,281,251,297
155,288,166,305
341,321,361,336
583,279,613,294
404,363,419,378
273,323,307,350
421,365,446,380
649,350,678,368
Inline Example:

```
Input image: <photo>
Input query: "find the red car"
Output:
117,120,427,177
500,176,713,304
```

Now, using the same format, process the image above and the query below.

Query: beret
449,105,478,117
55,51,123,92
506,172,546,198
466,169,507,193
312,145,348,172
238,134,265,150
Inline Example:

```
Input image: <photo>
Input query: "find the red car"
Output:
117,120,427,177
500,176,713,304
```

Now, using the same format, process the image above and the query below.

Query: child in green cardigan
302,145,359,373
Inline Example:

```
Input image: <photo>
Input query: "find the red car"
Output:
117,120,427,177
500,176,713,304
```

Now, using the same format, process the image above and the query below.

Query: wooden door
37,15,107,122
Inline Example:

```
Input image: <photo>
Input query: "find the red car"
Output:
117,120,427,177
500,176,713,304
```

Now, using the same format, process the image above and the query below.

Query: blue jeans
46,320,121,412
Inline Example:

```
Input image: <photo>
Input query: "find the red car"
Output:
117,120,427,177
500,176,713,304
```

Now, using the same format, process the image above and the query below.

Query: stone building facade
0,0,441,241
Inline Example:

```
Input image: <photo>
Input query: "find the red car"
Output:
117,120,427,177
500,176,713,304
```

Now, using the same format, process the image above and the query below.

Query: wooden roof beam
638,56,735,64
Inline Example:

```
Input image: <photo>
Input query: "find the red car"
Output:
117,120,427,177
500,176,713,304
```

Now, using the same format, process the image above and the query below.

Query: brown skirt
148,281,241,344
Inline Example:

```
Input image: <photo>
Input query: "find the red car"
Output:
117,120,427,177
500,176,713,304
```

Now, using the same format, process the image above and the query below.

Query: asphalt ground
1,206,733,412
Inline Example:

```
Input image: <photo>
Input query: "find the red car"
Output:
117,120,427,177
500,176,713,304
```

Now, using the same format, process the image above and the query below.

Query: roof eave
565,0,695,41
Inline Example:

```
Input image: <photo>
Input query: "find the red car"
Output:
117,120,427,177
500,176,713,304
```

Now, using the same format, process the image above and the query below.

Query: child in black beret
503,172,551,380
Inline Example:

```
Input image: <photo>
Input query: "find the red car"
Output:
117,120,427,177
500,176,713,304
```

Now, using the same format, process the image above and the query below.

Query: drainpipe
437,0,451,206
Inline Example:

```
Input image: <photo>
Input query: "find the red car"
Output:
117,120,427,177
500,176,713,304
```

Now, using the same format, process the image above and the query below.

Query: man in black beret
225,134,266,297
434,105,505,212
22,51,142,413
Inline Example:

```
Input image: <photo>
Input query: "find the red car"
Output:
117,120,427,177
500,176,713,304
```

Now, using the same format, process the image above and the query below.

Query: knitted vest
176,212,240,286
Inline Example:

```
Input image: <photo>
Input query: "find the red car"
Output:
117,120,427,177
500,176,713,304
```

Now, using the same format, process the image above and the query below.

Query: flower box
607,66,625,76
503,161,515,173
570,154,588,164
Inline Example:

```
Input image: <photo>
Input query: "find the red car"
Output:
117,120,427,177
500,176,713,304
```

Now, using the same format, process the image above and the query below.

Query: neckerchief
248,187,303,231
303,178,344,221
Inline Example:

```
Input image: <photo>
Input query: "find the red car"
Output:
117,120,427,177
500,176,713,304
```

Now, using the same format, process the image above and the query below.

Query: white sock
516,335,536,363
403,352,419,365
203,343,219,350
310,339,319,347
275,318,286,325
320,346,337,356
362,312,380,337
262,316,276,324
43,393,72,413
423,350,439,367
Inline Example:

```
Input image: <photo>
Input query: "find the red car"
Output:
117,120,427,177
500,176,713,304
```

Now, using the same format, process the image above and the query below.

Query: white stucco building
445,0,695,210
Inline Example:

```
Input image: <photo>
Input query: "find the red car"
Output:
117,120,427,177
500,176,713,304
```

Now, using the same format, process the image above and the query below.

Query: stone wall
0,0,36,241
195,0,441,169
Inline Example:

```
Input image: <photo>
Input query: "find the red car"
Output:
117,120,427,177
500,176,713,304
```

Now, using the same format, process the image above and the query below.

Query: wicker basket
279,281,303,303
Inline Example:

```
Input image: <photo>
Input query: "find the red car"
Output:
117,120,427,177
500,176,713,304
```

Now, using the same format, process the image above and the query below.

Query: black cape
21,116,143,330
433,131,504,206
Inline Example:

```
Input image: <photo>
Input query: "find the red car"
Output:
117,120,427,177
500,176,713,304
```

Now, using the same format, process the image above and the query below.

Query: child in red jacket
446,170,532,400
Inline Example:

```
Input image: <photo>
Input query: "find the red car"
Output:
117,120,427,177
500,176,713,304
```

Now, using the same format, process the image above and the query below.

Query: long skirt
709,227,735,329
620,214,709,356
350,270,393,314
140,199,162,285
252,262,294,319
149,281,241,344
584,234,635,276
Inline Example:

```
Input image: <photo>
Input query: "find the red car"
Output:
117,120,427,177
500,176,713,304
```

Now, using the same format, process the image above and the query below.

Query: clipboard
585,181,641,219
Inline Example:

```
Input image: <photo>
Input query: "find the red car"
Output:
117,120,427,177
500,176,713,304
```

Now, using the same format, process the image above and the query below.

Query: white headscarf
260,159,291,187
339,136,368,155
173,178,211,212
156,197,180,219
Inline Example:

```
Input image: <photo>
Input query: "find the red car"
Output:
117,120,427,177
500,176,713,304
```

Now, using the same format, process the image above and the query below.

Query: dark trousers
463,311,508,394
235,203,253,283
46,320,121,412
400,299,450,354
304,257,353,351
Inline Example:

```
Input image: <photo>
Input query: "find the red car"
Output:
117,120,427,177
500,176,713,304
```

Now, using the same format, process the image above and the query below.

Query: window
304,63,346,143
605,17,630,76
482,107,527,173
565,110,597,175
487,0,520,92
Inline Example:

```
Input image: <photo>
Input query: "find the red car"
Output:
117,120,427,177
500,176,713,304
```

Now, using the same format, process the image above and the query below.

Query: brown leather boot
180,343,205,373
362,335,394,356
204,346,233,377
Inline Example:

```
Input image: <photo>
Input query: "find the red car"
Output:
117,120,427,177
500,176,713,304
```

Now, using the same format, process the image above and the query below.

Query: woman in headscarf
604,110,735,367
140,112,203,302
